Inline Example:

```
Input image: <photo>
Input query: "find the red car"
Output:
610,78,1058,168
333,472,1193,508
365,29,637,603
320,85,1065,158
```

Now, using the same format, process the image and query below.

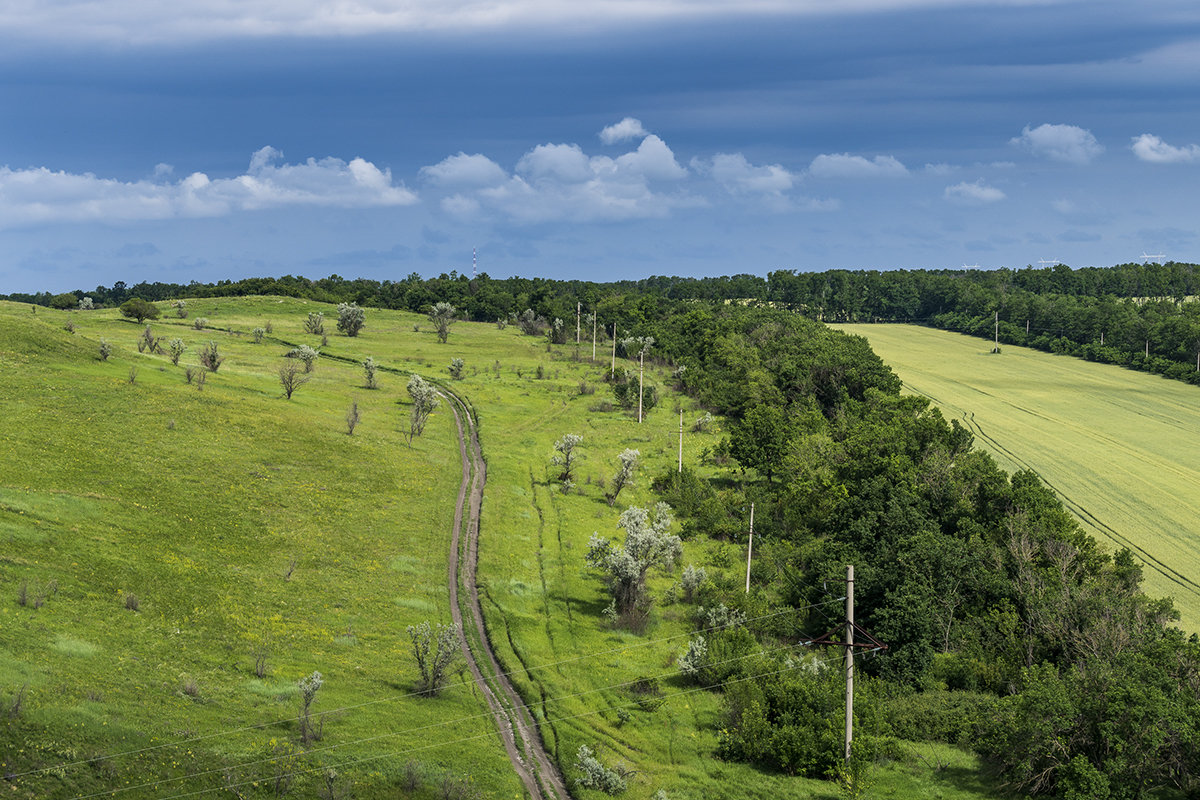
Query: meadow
840,323,1200,631
0,298,999,799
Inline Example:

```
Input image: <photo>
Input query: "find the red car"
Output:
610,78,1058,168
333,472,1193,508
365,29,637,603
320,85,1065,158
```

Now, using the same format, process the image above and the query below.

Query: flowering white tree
586,502,681,616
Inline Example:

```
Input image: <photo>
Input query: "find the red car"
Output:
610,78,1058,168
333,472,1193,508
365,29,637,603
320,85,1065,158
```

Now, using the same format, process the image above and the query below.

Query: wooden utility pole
744,503,755,594
1146,339,1150,358
845,564,854,762
611,324,617,378
576,302,581,344
592,312,597,362
993,311,999,351
678,409,683,473
637,349,645,424
1026,319,1030,334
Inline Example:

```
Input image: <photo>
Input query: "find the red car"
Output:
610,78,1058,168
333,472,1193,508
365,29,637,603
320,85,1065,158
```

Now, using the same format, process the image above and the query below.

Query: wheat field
840,323,1200,631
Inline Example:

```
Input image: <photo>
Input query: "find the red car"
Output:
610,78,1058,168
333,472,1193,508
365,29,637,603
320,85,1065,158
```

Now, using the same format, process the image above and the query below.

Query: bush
363,357,379,389
193,317,208,330
681,564,707,602
337,302,365,337
407,621,461,696
448,357,464,379
279,362,309,399
168,338,186,365
49,292,76,309
199,341,224,372
427,302,456,343
98,339,112,361
304,311,325,335
171,299,188,318
573,745,629,794
251,327,265,343
78,296,94,310
290,345,319,373
119,297,160,323
297,671,323,744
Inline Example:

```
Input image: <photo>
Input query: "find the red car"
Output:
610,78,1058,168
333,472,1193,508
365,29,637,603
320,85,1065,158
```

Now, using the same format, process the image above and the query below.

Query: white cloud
419,152,508,187
599,117,650,145
924,163,956,176
1010,124,1103,164
423,133,697,223
1131,133,1200,164
944,179,1005,205
0,147,416,228
707,153,796,196
808,153,908,178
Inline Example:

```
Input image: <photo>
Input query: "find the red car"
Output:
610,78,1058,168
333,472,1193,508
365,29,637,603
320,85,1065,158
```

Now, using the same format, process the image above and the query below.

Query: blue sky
2,0,1200,293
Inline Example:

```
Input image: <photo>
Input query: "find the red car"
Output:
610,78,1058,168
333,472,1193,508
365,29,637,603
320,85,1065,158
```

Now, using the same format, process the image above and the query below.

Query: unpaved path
441,390,569,800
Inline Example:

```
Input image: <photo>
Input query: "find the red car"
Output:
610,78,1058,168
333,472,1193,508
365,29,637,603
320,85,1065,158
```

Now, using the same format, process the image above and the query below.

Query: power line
14,597,844,783
68,633,833,800
148,647,883,800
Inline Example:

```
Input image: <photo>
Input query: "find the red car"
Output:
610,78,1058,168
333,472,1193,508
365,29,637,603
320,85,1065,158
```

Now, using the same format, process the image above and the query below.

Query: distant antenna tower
472,247,477,279
1038,258,1061,267
1141,252,1166,264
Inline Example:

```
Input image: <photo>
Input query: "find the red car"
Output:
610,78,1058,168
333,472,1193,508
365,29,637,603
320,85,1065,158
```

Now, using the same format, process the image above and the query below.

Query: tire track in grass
441,388,568,800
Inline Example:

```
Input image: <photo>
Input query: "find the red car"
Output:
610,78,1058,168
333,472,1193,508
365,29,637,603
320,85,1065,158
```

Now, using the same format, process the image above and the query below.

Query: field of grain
840,323,1200,630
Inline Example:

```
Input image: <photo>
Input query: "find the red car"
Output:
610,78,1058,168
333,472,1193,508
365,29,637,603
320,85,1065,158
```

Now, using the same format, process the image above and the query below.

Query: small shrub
407,621,461,696
279,362,309,399
199,341,223,372
98,339,112,361
363,356,379,389
692,412,715,433
181,678,200,698
184,366,196,384
401,760,423,792
677,635,707,679
336,302,365,337
448,357,464,379
193,317,208,330
264,320,273,334
127,366,137,384
536,364,545,380
578,381,595,395
195,370,206,391
78,296,94,310
3,685,28,720
168,338,186,365
573,745,630,794
681,564,707,602
172,299,188,318
496,318,507,330
346,401,360,435
63,321,76,334
304,311,325,335
124,592,140,611
139,327,164,357
427,302,456,343
251,327,265,344
297,670,324,744
290,345,319,373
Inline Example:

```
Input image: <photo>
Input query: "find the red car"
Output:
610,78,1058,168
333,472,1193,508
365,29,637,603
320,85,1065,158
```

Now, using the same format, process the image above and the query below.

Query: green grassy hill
1,300,998,799
840,323,1200,632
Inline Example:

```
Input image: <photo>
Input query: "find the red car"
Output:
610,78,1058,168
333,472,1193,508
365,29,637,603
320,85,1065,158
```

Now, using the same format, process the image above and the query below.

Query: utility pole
744,503,755,594
637,348,645,424
1026,319,1030,334
993,311,999,352
611,324,617,379
678,409,683,473
576,302,581,345
592,312,597,362
1146,339,1150,358
845,564,854,762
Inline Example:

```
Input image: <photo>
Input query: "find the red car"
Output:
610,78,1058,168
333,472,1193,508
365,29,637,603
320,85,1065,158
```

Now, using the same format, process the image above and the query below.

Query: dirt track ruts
442,390,569,800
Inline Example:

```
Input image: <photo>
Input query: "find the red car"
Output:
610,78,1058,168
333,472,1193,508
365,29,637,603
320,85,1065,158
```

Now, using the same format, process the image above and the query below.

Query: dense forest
635,304,1199,799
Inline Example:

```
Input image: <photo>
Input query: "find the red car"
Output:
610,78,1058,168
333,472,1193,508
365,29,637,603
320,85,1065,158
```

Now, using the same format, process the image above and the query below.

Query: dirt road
441,389,569,800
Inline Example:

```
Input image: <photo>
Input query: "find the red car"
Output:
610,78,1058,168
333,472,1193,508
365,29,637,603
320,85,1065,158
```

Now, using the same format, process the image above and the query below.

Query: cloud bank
944,179,1005,204
0,147,415,228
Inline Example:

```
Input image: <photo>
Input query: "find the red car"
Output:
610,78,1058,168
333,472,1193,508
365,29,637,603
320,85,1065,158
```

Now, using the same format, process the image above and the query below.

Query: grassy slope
0,299,521,799
0,300,998,800
840,323,1200,631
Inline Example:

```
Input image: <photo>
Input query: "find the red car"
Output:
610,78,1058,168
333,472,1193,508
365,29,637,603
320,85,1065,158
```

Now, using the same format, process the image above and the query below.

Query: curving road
441,389,569,800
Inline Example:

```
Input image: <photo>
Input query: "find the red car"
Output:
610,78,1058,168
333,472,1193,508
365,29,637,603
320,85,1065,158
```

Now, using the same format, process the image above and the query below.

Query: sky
3,0,1200,294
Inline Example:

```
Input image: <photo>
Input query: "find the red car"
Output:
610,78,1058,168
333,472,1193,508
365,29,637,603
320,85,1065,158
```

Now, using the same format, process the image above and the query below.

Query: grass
0,299,1002,799
840,323,1200,632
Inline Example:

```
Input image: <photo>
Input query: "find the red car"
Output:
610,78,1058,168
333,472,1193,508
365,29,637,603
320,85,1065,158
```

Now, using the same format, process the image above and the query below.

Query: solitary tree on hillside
337,302,365,337
605,448,640,506
586,503,681,619
427,302,457,344
279,362,309,399
407,621,462,696
406,374,440,442
120,298,160,324
552,434,584,490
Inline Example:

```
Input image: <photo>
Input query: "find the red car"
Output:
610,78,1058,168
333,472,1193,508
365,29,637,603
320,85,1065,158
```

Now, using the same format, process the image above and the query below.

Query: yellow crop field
840,323,1200,631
